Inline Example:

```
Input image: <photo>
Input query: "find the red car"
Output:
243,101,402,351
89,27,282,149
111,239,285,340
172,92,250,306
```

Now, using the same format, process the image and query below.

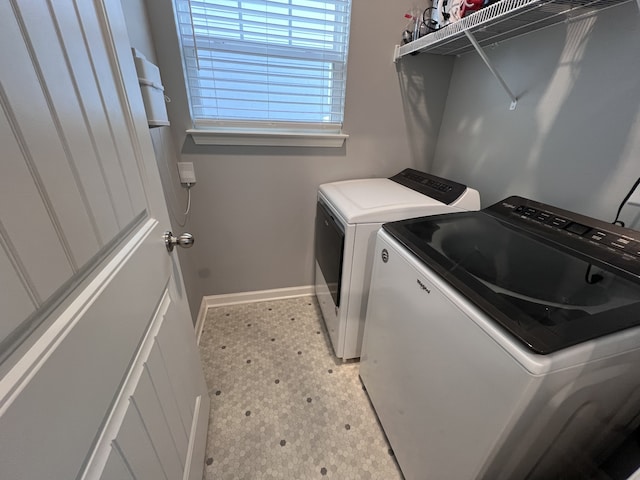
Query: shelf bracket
393,45,401,64
464,30,518,110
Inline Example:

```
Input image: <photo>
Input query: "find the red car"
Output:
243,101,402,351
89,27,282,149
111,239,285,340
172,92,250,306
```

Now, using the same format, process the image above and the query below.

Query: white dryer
314,169,480,360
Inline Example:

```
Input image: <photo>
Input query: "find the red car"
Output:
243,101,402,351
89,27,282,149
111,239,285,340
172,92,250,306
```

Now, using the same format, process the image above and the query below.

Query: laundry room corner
144,0,457,299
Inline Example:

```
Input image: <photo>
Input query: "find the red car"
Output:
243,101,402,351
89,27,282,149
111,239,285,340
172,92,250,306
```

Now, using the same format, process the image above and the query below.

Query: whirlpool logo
417,279,431,294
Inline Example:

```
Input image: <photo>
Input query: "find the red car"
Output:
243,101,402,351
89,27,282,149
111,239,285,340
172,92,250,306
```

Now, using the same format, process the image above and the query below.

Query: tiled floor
199,295,404,480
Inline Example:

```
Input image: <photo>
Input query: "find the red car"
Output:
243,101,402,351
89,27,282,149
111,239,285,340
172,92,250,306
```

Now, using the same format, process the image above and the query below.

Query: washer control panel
488,196,640,275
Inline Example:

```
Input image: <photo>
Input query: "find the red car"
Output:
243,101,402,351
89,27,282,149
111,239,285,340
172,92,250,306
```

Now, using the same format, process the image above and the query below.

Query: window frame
175,0,352,147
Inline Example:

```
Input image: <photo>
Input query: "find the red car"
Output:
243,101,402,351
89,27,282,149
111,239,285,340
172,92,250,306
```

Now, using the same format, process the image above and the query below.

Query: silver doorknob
164,231,195,252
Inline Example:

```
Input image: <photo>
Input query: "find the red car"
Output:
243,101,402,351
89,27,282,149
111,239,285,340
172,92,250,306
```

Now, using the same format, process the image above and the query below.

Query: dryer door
315,200,345,308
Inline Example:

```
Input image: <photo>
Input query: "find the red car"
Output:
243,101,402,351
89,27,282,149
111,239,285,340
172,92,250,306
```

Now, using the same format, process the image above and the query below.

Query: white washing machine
314,168,480,360
360,196,640,479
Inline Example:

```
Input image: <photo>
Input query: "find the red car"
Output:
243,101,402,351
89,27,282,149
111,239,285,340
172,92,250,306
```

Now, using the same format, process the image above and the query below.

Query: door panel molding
0,87,78,271
0,231,37,340
130,369,183,480
46,0,121,244
0,217,157,411
50,0,131,231
74,0,146,216
0,84,75,298
0,219,39,308
11,0,105,258
5,0,103,270
145,343,190,466
100,446,134,480
81,288,171,480
184,394,211,480
0,211,147,370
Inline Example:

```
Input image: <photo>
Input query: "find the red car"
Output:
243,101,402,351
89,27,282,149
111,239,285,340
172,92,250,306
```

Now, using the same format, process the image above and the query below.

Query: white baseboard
196,285,314,345
205,285,315,307
194,296,209,346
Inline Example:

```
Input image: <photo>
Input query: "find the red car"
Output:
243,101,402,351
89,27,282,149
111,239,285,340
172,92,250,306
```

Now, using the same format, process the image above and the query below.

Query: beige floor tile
199,296,404,480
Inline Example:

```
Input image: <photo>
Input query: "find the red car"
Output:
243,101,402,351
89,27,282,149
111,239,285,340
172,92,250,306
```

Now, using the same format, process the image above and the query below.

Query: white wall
431,2,640,227
146,0,454,295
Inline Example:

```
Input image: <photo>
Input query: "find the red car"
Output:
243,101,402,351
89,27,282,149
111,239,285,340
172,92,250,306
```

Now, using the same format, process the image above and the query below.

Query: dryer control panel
389,169,467,205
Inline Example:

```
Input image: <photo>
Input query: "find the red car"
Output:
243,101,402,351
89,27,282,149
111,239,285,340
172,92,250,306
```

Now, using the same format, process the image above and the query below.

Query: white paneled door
0,1,209,479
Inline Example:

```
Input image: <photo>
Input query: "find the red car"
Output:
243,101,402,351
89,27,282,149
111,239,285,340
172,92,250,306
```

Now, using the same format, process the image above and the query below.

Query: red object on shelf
460,0,485,17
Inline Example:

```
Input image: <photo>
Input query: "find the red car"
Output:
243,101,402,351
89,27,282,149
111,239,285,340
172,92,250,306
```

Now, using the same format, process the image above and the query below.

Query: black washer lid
382,198,640,354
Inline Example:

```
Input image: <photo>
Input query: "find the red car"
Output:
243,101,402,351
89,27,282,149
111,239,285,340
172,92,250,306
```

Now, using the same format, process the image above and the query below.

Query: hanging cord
612,176,640,228
422,7,439,34
172,183,192,228
147,131,194,229
585,175,640,284
585,263,602,285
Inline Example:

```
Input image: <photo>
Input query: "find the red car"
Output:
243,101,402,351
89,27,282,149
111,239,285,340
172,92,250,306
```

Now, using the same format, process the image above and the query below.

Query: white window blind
174,0,352,131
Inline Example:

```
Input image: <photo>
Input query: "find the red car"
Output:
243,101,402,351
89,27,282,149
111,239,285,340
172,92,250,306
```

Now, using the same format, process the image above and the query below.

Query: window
174,0,352,138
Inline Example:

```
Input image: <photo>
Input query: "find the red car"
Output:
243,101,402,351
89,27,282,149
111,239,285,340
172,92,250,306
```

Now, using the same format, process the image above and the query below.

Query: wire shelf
396,0,632,58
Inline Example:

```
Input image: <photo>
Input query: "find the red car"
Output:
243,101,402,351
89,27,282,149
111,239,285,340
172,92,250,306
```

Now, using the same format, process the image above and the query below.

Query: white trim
194,296,208,346
80,287,171,480
0,219,157,414
187,129,348,148
182,394,201,480
205,285,315,307
194,120,343,132
196,286,315,343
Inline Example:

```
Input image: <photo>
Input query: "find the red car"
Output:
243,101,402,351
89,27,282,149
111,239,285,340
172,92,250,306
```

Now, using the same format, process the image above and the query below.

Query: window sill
186,128,348,148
